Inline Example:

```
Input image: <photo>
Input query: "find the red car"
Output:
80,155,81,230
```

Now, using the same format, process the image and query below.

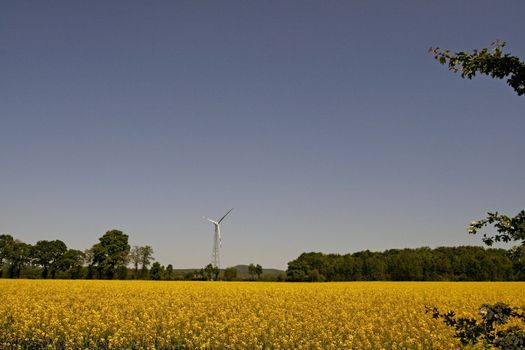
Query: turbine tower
204,208,233,269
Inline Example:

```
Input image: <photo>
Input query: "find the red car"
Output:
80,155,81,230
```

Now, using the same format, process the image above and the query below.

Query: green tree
0,234,15,278
92,230,130,279
165,264,174,280
57,249,84,279
286,257,309,281
193,269,204,281
428,303,525,349
248,263,256,280
139,245,154,278
307,269,323,282
83,248,94,279
149,262,162,280
203,263,219,281
223,267,238,281
429,41,525,96
32,240,68,279
255,264,263,280
7,240,32,278
116,264,128,280
469,211,525,280
128,245,141,279
286,247,513,282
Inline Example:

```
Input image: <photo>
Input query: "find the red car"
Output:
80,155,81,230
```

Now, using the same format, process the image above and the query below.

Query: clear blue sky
1,1,524,269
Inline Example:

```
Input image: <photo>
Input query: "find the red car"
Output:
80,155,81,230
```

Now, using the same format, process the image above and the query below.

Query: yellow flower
0,280,523,349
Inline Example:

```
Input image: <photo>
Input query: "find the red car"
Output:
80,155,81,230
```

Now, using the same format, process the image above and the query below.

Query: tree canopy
32,240,67,279
429,41,525,95
469,210,525,280
286,246,516,282
92,230,130,279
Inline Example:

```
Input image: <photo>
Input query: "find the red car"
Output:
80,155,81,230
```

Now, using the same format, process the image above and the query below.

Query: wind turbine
204,208,233,269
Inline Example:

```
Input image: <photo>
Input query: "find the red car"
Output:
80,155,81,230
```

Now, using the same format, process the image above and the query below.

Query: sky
1,1,524,270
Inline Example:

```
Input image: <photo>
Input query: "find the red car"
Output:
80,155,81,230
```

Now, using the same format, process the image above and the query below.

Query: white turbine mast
203,208,233,269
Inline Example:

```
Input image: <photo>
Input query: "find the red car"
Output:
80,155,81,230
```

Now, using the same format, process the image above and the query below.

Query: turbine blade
204,217,217,224
218,208,233,224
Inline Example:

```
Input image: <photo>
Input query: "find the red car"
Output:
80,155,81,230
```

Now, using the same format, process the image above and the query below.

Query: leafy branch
469,210,525,275
426,303,525,349
429,41,525,96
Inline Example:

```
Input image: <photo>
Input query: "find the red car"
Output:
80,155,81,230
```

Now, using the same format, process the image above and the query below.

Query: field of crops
0,280,523,349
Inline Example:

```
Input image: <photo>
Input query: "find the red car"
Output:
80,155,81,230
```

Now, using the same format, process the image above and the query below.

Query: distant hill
173,265,285,278
230,265,285,277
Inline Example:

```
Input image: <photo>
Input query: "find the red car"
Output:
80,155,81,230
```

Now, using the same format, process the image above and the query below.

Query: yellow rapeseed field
0,280,523,349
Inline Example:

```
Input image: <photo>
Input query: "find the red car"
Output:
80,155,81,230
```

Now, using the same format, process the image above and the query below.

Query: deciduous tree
203,263,219,281
255,264,263,280
139,245,154,277
92,230,130,279
149,262,162,280
129,246,141,279
32,240,67,279
7,240,32,278
248,263,256,280
165,264,174,280
57,249,85,279
223,267,237,281
469,211,525,281
0,234,14,278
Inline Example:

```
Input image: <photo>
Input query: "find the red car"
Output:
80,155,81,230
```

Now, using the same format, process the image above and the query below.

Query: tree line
286,246,521,282
0,230,173,280
0,229,267,281
3,230,521,282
